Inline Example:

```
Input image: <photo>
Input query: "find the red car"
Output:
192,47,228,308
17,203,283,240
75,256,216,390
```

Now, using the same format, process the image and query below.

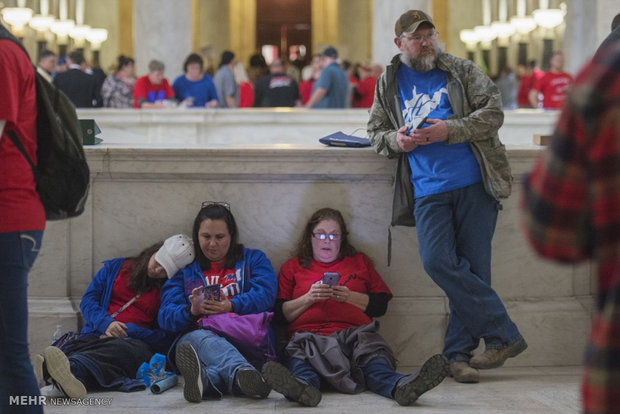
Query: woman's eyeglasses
201,201,231,210
312,233,341,241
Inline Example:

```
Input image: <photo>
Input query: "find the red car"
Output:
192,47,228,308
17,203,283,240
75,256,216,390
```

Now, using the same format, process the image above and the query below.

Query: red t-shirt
0,40,46,232
353,76,377,108
533,71,573,109
298,80,315,104
239,82,254,108
107,260,161,328
132,75,175,108
201,260,240,298
278,253,392,338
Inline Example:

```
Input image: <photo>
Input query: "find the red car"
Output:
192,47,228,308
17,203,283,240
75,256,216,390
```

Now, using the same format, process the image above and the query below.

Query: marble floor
39,366,582,414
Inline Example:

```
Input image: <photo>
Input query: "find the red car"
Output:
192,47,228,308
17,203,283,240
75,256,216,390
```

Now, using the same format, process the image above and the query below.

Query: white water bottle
51,324,63,344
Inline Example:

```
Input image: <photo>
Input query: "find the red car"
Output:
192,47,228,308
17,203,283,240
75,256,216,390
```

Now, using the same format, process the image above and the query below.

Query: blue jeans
178,329,256,397
413,182,522,362
0,231,44,414
288,356,404,399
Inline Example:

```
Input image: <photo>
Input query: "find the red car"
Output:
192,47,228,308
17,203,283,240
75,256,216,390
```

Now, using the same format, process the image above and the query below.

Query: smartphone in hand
204,284,221,301
415,116,428,130
322,272,340,286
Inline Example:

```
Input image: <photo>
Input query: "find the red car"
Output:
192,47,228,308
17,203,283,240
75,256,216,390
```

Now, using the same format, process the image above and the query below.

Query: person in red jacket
133,59,175,108
529,52,573,109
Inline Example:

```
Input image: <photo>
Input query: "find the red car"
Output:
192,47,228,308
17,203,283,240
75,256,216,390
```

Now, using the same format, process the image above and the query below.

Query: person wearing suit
53,50,99,108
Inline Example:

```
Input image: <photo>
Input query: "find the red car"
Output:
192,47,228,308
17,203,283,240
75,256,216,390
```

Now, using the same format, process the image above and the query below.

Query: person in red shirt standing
517,60,544,108
0,23,46,414
262,208,448,407
529,52,573,109
133,59,176,108
353,64,382,108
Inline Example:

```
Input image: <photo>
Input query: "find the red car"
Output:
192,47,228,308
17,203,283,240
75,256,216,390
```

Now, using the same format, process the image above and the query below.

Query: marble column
133,0,192,80
564,0,617,75
372,0,431,66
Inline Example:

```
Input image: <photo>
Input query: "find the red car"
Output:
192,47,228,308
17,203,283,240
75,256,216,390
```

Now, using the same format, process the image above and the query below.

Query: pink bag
199,312,273,348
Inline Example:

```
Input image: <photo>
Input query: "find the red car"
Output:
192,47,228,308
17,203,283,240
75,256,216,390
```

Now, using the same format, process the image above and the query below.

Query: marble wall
27,116,593,367
75,108,559,148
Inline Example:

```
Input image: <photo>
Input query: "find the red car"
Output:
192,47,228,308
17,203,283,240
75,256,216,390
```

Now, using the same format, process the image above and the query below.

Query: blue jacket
79,258,172,352
158,248,277,333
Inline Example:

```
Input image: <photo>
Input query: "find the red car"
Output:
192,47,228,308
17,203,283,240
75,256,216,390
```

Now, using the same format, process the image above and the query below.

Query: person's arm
330,286,369,311
158,270,198,331
441,61,505,145
225,95,236,108
79,261,119,335
367,72,405,158
228,250,278,314
304,87,326,108
528,89,539,108
282,281,333,322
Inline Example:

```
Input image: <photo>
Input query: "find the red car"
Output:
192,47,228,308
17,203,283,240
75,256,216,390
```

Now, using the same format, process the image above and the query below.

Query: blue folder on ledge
319,131,371,147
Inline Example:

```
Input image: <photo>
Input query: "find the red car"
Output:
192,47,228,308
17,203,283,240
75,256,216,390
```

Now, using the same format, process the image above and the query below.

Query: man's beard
401,46,439,72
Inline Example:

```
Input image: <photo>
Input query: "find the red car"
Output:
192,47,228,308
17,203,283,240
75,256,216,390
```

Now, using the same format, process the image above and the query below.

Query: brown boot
449,362,479,383
469,338,528,369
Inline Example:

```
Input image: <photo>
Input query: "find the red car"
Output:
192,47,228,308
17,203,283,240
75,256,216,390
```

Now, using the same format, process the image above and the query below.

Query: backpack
1,28,90,220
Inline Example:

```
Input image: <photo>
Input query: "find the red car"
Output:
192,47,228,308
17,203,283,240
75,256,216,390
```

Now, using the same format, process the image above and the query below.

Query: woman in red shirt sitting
262,208,448,407
34,234,194,398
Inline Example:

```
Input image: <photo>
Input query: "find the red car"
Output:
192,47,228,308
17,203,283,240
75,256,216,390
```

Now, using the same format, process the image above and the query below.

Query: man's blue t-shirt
398,66,481,198
172,74,218,107
312,62,348,108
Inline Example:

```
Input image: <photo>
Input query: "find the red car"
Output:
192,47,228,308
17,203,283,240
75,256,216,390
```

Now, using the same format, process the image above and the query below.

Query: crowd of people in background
36,44,576,112
35,46,385,110
493,51,574,110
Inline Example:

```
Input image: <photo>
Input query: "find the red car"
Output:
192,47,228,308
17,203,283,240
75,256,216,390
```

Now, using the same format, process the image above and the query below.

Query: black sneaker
234,368,271,399
261,361,321,407
43,346,87,399
175,343,203,403
393,354,449,406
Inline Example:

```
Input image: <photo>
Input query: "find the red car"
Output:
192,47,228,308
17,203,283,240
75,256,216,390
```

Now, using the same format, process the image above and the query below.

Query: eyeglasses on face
201,201,231,210
401,31,438,43
312,232,341,241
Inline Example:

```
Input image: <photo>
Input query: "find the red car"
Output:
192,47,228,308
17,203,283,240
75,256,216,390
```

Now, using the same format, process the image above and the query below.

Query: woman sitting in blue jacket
34,234,194,399
158,202,277,403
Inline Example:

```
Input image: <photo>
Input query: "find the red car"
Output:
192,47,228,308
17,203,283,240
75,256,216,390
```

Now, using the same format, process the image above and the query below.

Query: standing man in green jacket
367,10,526,384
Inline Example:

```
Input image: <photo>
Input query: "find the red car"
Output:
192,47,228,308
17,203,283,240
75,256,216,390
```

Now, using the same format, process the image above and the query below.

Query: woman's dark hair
183,53,204,73
128,241,164,293
295,207,356,268
116,55,134,73
192,204,244,270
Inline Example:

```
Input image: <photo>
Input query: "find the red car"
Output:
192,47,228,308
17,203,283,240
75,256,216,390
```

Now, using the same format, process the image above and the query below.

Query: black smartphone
204,284,221,301
415,116,428,130
322,272,340,286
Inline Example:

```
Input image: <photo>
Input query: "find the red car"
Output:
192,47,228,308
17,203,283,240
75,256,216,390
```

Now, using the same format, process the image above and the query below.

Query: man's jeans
414,182,522,362
179,329,256,397
0,231,44,414
288,356,404,399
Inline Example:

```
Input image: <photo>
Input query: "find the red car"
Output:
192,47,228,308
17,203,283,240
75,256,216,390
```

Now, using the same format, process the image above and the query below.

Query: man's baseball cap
395,10,435,37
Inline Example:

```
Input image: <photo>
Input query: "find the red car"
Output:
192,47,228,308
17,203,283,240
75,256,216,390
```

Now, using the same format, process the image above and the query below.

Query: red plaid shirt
521,43,620,414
